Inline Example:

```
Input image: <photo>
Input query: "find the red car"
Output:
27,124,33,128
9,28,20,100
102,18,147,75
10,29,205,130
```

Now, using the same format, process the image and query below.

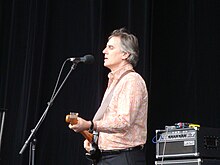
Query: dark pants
97,149,146,165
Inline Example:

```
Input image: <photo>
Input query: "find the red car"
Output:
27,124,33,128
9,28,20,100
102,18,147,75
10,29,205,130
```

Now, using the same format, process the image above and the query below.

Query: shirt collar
108,63,134,81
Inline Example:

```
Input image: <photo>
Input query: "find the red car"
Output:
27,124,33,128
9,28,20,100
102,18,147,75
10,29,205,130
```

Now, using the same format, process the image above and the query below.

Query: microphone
69,54,95,64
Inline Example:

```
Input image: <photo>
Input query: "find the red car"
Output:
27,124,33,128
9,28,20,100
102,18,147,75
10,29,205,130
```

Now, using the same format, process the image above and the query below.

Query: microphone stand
19,61,78,165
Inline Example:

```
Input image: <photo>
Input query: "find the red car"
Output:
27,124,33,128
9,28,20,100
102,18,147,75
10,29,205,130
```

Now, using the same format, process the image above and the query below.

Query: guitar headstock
65,112,78,125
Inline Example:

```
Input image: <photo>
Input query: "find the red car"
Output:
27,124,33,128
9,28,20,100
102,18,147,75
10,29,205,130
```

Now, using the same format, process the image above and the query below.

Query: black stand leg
29,137,36,165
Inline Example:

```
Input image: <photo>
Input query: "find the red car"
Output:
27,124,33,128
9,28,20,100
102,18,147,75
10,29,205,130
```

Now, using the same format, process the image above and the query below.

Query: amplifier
155,158,220,165
156,127,220,159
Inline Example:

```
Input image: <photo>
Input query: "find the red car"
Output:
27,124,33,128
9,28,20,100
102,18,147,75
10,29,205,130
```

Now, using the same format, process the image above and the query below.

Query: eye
108,45,114,50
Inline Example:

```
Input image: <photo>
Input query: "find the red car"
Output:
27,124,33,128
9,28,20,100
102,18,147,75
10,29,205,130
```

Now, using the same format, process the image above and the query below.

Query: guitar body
86,136,101,164
66,114,101,164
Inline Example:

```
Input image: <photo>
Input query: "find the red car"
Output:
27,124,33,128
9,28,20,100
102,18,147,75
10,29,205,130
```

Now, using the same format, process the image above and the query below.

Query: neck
109,62,130,72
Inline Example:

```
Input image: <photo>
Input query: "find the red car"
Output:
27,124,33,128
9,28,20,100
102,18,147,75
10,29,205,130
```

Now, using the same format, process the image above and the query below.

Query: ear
122,52,130,60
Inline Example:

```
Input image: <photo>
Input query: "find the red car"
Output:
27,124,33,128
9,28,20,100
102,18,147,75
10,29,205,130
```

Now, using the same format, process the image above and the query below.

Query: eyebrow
106,44,114,49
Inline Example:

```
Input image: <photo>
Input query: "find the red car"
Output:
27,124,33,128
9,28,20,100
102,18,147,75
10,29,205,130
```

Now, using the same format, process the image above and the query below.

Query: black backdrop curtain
0,0,220,165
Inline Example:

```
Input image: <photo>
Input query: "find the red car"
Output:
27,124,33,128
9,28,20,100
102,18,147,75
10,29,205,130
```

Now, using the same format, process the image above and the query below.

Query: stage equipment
155,158,220,165
0,108,6,154
156,127,220,159
19,55,94,165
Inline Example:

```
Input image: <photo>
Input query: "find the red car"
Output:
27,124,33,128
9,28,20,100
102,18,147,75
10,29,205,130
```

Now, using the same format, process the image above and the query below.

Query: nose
102,47,107,54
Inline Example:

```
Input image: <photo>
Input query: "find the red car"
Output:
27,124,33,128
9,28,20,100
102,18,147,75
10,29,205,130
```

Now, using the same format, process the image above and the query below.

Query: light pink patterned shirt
95,64,148,150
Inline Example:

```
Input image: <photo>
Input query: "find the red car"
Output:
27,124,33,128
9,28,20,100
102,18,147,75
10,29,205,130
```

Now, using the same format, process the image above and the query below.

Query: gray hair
109,28,139,67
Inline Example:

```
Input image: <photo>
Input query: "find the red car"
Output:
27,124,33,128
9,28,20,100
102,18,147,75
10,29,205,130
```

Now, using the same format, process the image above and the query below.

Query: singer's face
102,36,129,71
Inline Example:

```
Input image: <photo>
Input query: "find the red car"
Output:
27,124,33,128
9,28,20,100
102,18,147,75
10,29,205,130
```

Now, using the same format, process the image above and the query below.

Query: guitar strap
93,69,134,121
87,70,134,164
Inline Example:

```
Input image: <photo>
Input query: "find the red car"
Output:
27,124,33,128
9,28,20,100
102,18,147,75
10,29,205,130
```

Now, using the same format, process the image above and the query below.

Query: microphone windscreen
84,55,95,64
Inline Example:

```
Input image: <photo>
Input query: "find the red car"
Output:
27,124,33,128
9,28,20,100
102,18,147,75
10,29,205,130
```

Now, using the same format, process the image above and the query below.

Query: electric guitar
65,113,101,164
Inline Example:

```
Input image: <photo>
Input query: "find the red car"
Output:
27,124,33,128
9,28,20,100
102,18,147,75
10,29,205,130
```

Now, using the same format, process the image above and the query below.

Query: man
69,28,148,165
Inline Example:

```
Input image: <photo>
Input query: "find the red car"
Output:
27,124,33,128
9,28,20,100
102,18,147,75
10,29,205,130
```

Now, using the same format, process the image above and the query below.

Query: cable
160,128,169,165
50,59,69,101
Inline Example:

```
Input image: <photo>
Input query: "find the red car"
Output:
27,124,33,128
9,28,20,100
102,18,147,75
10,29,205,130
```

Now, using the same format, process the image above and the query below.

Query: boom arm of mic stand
19,62,78,155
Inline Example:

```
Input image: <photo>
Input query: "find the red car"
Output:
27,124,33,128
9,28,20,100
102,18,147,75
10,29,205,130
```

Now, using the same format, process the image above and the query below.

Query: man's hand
84,139,91,152
68,117,91,132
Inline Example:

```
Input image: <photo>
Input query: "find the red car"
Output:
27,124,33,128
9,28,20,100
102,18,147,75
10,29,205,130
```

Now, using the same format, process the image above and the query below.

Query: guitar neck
80,130,93,143
66,114,93,142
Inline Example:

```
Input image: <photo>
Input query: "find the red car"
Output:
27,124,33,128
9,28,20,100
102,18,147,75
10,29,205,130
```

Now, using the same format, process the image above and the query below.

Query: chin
104,63,111,70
